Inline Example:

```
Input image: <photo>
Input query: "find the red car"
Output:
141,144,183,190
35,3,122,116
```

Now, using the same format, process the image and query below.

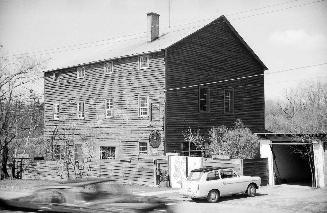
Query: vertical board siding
44,51,166,158
165,18,265,153
243,158,269,186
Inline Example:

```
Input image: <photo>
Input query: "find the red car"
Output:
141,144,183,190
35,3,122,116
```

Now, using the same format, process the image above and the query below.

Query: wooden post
313,140,325,188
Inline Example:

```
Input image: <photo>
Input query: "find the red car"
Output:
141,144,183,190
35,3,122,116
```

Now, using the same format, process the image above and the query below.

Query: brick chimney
147,12,160,42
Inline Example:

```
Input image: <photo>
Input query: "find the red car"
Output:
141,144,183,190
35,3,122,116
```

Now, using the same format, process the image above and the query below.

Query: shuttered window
199,87,210,112
77,102,85,119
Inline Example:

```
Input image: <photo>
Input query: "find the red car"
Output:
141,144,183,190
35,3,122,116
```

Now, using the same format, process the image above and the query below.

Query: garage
272,143,312,186
258,133,326,188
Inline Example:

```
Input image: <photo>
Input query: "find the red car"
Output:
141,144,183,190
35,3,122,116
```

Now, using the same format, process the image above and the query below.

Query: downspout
164,49,168,154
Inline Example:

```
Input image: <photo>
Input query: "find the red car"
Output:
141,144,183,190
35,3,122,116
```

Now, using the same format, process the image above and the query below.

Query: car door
220,169,239,195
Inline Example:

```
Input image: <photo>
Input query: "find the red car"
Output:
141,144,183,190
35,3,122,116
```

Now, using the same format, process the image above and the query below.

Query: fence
22,157,168,186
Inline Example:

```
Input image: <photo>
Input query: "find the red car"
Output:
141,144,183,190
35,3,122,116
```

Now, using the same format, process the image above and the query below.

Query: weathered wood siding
165,18,265,153
44,51,166,158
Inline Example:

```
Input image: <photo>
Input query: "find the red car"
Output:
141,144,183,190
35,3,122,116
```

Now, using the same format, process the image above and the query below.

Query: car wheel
247,184,256,197
207,190,220,203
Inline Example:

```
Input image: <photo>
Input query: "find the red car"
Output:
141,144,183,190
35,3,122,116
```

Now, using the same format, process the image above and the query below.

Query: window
206,171,220,181
53,72,60,81
53,103,60,120
77,102,85,119
139,55,149,69
224,89,234,113
77,67,85,79
139,142,148,155
139,96,149,117
105,99,113,118
104,62,113,74
199,87,210,112
53,145,63,160
220,170,234,179
100,146,116,159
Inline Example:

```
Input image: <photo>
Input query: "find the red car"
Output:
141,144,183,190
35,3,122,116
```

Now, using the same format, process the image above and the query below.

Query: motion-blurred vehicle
0,179,174,212
180,167,261,203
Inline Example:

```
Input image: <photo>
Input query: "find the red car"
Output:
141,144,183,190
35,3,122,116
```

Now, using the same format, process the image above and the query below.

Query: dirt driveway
170,184,327,213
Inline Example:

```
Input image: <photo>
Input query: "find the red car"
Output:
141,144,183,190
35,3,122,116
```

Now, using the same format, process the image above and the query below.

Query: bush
208,120,259,159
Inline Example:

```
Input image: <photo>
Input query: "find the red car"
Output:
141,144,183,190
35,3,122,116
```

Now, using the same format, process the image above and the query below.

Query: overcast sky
0,0,326,100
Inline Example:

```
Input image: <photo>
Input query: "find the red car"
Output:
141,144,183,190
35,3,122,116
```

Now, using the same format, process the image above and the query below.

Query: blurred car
0,179,174,213
180,167,261,203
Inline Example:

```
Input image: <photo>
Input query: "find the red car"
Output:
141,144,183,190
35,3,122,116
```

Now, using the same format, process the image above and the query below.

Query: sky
0,0,326,101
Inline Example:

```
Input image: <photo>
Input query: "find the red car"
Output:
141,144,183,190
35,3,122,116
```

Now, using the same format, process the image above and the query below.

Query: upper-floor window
105,99,114,118
77,102,85,119
139,96,149,117
199,87,210,112
224,89,234,113
77,67,85,79
139,55,149,69
139,142,148,155
104,62,113,74
53,103,60,120
53,72,60,81
100,146,116,159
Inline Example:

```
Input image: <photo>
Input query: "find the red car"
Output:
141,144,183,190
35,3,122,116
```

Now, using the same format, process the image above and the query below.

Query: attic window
139,55,149,69
104,62,113,74
77,67,85,79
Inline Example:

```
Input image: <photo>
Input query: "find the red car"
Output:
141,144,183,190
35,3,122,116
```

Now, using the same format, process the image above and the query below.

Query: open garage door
271,143,313,186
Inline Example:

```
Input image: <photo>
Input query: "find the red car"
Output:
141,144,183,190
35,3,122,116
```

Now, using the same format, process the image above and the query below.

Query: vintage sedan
0,179,174,213
181,167,261,203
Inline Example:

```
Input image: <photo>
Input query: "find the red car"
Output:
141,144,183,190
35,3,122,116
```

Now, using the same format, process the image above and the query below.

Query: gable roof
45,15,267,72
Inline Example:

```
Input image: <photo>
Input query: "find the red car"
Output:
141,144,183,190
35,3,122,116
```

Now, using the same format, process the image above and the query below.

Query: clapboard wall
44,52,166,158
165,17,266,153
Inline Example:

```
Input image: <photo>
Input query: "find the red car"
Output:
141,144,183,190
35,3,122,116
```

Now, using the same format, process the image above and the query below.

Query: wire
3,0,325,58
164,62,327,92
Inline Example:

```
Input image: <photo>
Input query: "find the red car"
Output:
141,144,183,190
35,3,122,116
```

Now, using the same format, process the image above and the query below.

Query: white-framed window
139,142,148,155
77,102,85,119
77,67,85,79
100,146,116,159
199,87,210,112
138,96,149,117
139,55,149,69
104,62,113,74
224,89,234,113
53,103,60,120
53,72,60,81
105,99,113,118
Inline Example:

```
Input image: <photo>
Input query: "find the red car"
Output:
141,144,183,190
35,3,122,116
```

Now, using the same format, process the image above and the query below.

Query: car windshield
187,171,203,181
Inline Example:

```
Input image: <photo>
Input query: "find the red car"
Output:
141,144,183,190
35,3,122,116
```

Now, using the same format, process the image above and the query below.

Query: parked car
0,179,175,213
180,167,261,203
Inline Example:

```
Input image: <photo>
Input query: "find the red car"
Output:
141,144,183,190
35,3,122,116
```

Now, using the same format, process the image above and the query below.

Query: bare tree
0,55,42,178
266,82,327,133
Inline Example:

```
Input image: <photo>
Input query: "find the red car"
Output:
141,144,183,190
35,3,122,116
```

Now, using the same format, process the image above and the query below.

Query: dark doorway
272,144,312,186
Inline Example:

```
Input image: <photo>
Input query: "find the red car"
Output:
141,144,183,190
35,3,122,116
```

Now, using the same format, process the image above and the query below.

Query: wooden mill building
44,13,267,159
